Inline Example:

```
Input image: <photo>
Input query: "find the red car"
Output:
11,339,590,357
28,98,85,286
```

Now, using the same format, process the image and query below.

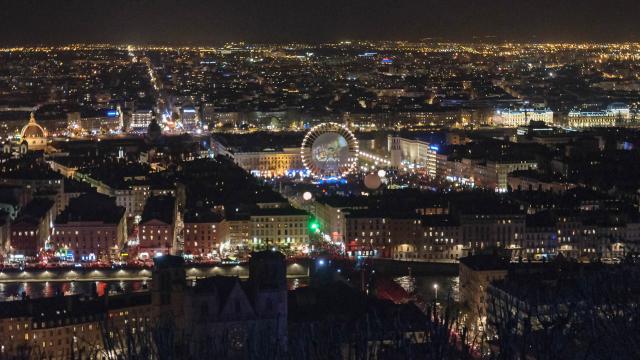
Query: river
0,275,457,302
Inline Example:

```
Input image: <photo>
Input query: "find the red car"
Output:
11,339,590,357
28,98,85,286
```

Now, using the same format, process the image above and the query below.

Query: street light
433,283,439,301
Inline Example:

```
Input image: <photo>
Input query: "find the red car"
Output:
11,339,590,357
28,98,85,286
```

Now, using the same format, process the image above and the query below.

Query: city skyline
3,4,640,358
2,0,640,45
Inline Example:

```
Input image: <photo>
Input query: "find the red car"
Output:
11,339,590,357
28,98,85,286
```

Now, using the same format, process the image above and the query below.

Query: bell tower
249,250,288,347
152,255,187,328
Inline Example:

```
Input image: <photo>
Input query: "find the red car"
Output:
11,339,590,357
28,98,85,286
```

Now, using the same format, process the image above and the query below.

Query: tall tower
152,255,186,328
249,250,288,348
389,135,402,169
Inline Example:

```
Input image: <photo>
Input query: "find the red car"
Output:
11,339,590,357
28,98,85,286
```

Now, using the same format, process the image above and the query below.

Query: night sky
1,0,639,45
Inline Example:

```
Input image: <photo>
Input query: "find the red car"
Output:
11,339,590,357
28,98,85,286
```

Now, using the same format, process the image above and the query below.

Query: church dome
147,119,162,142
20,113,47,139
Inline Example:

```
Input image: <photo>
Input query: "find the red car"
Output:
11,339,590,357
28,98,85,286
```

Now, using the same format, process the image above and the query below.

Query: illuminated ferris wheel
300,122,359,179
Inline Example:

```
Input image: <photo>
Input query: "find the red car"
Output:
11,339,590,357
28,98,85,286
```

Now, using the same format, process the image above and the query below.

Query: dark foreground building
485,261,640,359
0,250,463,359
0,251,287,359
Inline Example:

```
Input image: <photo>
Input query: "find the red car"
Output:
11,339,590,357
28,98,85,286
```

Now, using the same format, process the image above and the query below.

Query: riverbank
0,258,459,282
370,258,459,276
0,262,310,282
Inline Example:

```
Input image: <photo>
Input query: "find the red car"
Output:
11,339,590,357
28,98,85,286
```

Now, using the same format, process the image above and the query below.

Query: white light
154,252,163,258
377,169,386,178
302,191,313,201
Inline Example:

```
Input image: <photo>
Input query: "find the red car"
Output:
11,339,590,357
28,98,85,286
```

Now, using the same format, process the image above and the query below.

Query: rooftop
55,193,125,224
14,198,55,223
183,208,224,223
141,195,176,224
251,206,308,217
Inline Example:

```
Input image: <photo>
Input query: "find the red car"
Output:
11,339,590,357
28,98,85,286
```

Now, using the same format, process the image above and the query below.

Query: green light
309,221,320,233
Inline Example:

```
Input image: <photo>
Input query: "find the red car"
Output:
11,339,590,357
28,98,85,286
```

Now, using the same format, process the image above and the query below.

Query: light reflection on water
0,280,149,301
288,278,308,290
0,278,305,302
394,275,416,294
0,276,455,303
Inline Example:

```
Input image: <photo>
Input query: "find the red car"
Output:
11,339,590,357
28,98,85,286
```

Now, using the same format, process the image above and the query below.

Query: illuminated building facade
3,113,50,154
312,196,370,243
343,204,640,262
0,217,10,255
567,104,630,128
460,213,526,251
387,135,438,176
345,212,466,260
421,216,466,261
138,196,177,257
487,161,539,192
250,207,309,247
0,294,152,359
492,108,554,127
315,204,345,242
10,199,55,259
180,106,199,131
183,209,224,257
51,193,127,261
222,218,251,249
66,108,123,136
567,111,617,127
439,158,537,192
346,214,422,258
234,148,304,178
313,200,348,243
113,185,176,218
129,109,154,133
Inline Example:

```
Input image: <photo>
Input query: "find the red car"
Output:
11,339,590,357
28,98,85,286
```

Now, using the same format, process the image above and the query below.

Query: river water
0,278,313,301
0,280,149,301
0,275,457,302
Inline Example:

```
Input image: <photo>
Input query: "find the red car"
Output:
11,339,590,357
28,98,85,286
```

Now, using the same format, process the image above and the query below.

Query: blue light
429,145,440,151
315,176,347,185
106,110,119,117
183,109,196,113
317,259,325,266
286,169,310,178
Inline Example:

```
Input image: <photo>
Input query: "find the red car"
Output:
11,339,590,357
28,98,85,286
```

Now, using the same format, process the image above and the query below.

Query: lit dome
147,119,162,142
20,113,47,139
